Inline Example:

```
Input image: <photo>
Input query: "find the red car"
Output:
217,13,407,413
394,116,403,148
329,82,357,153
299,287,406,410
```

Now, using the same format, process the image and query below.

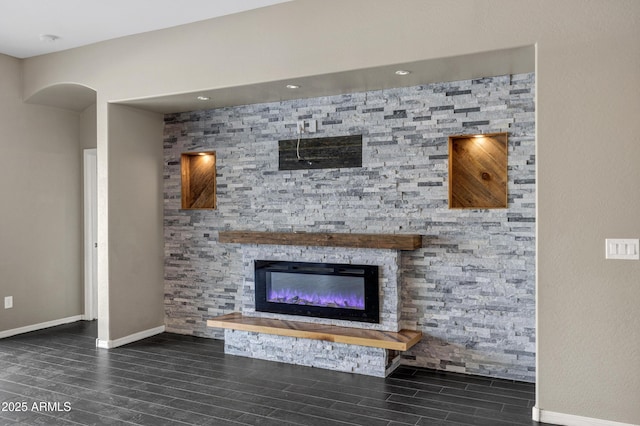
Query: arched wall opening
0,79,96,335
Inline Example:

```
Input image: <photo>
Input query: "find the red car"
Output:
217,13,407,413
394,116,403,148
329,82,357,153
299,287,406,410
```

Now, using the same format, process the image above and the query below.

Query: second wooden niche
449,133,507,209
181,151,216,209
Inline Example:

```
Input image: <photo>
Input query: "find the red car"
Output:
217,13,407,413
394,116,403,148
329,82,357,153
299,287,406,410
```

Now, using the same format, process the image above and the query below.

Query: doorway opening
84,148,97,320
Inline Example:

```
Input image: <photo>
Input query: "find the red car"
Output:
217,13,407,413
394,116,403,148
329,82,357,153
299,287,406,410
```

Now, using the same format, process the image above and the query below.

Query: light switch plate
4,296,13,309
605,239,639,260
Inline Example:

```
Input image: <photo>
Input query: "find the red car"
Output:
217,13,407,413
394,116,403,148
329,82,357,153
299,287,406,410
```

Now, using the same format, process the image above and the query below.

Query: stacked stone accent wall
164,73,536,381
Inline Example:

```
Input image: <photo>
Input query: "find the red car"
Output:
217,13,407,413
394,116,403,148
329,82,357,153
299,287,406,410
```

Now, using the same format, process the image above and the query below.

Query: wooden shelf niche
449,133,508,209
181,151,216,209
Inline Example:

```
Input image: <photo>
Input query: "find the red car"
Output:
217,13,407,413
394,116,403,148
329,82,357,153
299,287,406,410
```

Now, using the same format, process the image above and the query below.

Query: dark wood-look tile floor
0,321,557,426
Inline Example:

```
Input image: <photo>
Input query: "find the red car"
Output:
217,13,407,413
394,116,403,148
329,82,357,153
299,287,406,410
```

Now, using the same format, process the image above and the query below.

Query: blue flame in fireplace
267,271,365,310
267,288,365,310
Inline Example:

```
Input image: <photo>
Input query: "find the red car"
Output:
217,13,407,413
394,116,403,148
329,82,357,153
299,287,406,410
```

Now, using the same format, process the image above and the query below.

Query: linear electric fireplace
254,260,379,323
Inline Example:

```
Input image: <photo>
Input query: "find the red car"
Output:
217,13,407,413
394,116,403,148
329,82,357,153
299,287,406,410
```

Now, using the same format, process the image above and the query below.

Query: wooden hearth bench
207,312,422,351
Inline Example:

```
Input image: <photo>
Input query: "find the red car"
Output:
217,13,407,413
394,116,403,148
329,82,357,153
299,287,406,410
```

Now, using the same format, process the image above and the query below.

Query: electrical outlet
297,120,305,134
4,296,13,309
307,119,317,133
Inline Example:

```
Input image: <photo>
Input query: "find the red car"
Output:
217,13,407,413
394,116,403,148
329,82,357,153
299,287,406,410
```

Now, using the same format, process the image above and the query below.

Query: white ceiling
0,0,291,58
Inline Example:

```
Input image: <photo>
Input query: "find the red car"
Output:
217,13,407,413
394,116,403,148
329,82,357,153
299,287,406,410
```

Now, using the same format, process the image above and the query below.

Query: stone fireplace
254,260,380,323
209,231,422,377
239,243,403,332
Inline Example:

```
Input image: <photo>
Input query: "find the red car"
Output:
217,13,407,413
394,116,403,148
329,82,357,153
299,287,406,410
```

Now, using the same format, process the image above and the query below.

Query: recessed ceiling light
39,34,60,43
196,96,210,101
395,70,411,76
286,84,300,89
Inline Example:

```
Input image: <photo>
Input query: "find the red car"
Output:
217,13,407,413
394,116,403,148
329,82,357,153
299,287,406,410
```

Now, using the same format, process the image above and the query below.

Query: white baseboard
96,325,165,349
533,406,638,426
0,315,84,339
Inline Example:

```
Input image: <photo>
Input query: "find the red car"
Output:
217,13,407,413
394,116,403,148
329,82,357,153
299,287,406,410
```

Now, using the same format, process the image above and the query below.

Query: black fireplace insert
254,260,379,323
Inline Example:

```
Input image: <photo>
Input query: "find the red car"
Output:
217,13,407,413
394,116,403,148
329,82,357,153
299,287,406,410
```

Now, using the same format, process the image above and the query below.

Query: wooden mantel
218,230,422,250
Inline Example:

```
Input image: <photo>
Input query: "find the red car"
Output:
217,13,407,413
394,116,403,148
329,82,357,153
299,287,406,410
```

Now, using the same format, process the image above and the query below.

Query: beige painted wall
0,54,84,331
106,104,165,340
17,0,640,423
